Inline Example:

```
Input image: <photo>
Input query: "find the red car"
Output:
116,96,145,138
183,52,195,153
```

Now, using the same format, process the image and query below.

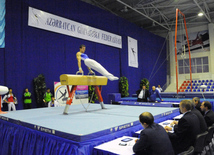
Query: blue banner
0,0,5,48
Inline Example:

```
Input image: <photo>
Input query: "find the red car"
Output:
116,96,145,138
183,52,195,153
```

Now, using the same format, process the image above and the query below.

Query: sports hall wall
0,0,166,109
166,24,214,92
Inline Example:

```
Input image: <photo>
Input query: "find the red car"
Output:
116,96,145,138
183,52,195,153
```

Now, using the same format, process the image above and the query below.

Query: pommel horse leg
94,86,105,109
0,95,7,114
63,85,77,115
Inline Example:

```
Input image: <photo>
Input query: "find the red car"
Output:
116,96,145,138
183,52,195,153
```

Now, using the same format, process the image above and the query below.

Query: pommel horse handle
76,71,84,75
60,74,108,114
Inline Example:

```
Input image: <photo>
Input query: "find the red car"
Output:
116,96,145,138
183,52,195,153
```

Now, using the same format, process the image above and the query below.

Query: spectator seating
178,80,214,92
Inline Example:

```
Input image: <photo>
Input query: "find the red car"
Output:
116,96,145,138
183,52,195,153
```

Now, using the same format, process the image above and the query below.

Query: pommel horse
60,74,108,114
0,86,9,114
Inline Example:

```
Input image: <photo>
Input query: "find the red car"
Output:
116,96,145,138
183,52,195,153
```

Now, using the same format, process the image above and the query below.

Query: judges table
135,114,184,136
135,120,174,135
93,118,181,155
93,136,138,155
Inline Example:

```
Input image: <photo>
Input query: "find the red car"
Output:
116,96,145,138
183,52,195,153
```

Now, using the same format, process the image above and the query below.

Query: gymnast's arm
88,67,94,74
76,52,83,73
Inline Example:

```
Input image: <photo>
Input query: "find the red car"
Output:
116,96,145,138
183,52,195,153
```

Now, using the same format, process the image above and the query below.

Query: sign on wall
28,7,122,49
174,30,209,55
128,36,138,68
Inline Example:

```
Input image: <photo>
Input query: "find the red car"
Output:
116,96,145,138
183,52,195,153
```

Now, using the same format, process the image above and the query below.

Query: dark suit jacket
204,110,214,127
191,108,207,133
133,123,174,155
195,102,204,115
136,89,149,102
168,112,200,154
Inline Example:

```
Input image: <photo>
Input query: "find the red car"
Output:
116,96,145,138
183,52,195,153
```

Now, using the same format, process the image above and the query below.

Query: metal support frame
116,0,170,31
193,0,211,22
0,95,7,114
174,8,192,94
63,85,105,114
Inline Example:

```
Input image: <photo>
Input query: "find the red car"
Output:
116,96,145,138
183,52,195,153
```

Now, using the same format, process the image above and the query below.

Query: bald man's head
139,112,154,126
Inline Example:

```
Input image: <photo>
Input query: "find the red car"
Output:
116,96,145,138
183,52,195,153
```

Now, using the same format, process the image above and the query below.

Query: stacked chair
178,124,214,155
204,124,214,155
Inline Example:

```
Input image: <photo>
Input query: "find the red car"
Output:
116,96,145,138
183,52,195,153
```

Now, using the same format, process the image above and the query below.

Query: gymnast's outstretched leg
84,59,118,81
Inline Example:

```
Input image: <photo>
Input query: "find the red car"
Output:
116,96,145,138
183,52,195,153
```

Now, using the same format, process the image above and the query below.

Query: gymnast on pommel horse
76,44,119,81
62,45,118,114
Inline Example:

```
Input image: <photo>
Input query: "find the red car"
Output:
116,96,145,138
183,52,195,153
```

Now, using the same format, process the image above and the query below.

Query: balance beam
60,74,108,86
59,74,108,114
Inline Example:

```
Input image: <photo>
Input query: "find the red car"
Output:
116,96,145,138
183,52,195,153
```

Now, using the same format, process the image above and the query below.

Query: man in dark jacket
136,85,149,102
190,100,207,133
133,112,174,155
193,97,204,115
165,100,200,154
201,101,214,127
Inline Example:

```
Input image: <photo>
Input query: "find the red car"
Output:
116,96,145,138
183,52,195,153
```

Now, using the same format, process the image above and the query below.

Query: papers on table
173,114,183,120
94,136,138,155
159,120,174,128
160,102,179,105
135,129,142,134
135,120,175,134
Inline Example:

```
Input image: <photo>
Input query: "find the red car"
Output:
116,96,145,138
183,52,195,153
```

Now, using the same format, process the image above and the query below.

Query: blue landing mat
119,97,214,111
0,104,178,142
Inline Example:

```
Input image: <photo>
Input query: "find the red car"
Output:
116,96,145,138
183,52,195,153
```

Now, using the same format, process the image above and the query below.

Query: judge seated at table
165,100,200,154
133,112,174,155
200,101,214,127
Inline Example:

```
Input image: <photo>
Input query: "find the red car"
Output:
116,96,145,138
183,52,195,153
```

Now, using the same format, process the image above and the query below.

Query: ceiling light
198,12,203,16
121,6,128,12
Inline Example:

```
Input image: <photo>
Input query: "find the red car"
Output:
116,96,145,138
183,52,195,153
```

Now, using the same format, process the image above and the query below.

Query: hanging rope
148,32,169,81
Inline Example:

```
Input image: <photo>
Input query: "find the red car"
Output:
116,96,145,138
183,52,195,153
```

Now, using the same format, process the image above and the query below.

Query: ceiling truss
81,0,214,37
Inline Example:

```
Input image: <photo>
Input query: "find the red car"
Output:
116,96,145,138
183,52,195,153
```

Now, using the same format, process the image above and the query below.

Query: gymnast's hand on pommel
79,68,83,73
88,68,94,75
